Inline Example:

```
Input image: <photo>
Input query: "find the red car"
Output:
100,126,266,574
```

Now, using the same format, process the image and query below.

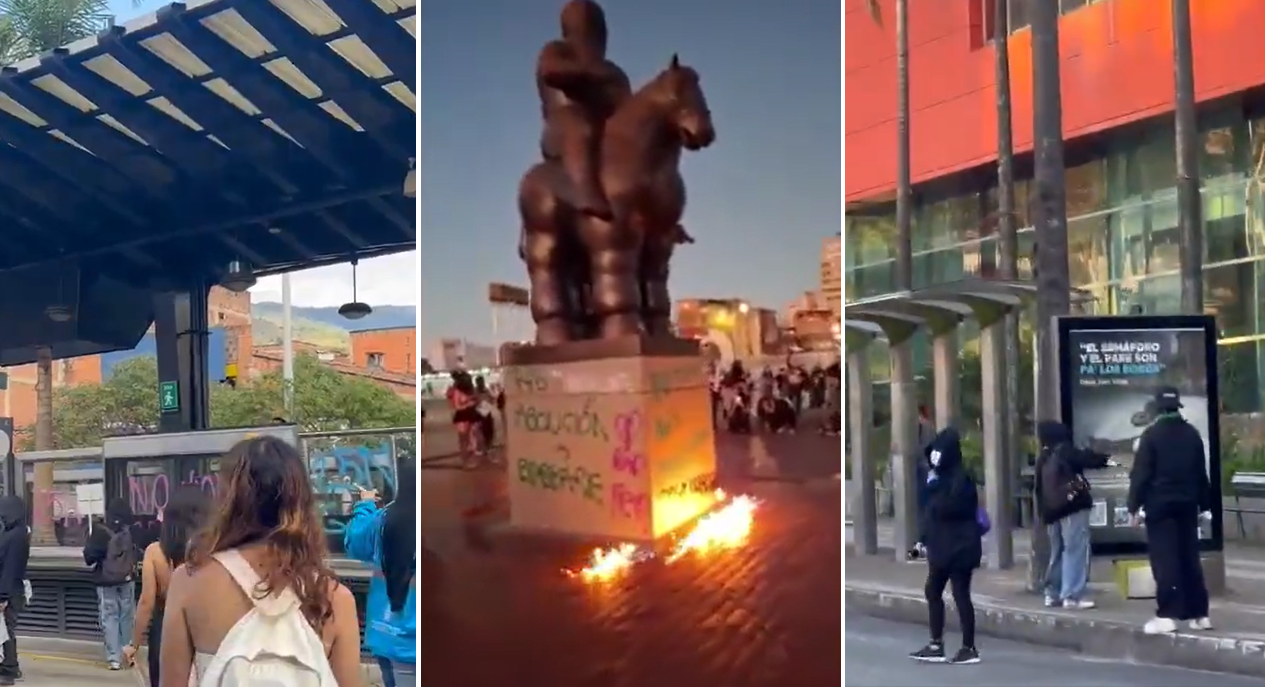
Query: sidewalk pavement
422,428,842,687
12,636,387,686
846,520,1265,677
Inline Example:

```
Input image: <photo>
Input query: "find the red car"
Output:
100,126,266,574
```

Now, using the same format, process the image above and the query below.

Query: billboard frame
1056,313,1223,558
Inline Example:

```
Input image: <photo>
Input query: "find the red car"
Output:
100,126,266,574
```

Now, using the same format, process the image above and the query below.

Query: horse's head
646,54,715,151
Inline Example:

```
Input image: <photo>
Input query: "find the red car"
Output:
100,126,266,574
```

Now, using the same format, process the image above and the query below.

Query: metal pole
282,272,295,416
491,305,501,367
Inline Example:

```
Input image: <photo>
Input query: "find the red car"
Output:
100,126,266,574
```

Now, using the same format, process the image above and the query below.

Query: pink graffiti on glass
129,471,219,517
129,474,169,516
611,411,646,477
609,483,648,521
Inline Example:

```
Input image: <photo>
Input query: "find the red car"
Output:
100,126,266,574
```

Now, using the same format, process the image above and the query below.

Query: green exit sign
159,381,179,413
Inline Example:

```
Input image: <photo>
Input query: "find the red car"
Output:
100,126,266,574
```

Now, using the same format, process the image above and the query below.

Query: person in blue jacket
345,458,417,687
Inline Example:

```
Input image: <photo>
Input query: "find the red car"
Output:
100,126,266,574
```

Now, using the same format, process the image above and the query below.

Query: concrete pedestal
501,337,718,542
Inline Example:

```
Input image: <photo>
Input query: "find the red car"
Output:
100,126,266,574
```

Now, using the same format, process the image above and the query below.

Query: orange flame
566,490,759,581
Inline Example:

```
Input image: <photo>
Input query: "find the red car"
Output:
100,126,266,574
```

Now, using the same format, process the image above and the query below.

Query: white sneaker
1062,599,1096,610
1043,596,1060,608
1144,617,1178,635
1188,617,1213,631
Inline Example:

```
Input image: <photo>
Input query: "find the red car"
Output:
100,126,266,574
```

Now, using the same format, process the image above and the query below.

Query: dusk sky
113,0,841,348
420,0,841,348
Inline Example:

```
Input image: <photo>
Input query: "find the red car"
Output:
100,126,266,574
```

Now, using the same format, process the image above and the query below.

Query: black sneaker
909,642,946,662
948,646,980,665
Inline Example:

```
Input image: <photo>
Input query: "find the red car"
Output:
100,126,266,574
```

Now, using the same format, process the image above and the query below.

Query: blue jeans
1044,508,1091,601
97,581,136,664
377,656,414,687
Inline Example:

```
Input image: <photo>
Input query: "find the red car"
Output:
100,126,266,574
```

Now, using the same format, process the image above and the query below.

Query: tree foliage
23,354,415,450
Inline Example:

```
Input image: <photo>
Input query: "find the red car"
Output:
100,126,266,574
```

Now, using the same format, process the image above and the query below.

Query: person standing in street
0,496,30,685
909,427,983,665
83,498,138,670
1034,421,1111,610
1127,386,1213,635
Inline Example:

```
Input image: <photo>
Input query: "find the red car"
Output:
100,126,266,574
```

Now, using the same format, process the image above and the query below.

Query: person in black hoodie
908,428,982,665
0,496,30,685
1126,386,1212,635
82,498,138,670
1033,421,1111,610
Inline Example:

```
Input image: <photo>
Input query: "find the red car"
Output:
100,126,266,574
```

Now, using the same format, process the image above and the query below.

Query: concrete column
847,350,878,555
890,341,920,559
932,330,959,429
980,320,1014,569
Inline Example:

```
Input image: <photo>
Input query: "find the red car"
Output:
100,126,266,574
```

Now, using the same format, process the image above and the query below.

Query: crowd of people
708,359,841,435
0,436,417,686
905,386,1214,665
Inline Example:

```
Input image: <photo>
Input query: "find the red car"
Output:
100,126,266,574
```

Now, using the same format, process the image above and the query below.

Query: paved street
421,427,842,687
9,656,139,687
846,612,1261,686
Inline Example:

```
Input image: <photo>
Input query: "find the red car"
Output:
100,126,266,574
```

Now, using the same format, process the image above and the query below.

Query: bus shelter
846,279,1049,569
0,0,417,432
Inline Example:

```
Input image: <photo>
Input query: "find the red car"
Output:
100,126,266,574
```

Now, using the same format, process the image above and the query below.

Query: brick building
0,288,414,430
349,326,416,375
252,342,415,400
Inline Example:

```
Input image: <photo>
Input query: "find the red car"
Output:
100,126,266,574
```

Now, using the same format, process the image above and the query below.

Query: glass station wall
845,112,1265,413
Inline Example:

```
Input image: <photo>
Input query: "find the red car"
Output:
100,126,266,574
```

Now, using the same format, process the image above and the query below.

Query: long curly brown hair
187,435,337,630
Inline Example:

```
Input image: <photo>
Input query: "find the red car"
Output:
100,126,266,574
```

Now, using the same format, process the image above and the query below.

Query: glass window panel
1201,126,1244,182
1017,230,1036,279
915,195,978,253
1073,284,1111,315
845,212,896,267
1061,0,1088,12
1136,136,1177,197
964,236,999,278
1147,193,1182,275
24,459,102,547
1205,262,1258,339
1066,213,1110,286
1204,185,1249,264
1065,160,1108,217
912,248,964,289
1218,341,1262,414
1109,205,1148,280
845,262,894,301
1134,273,1181,314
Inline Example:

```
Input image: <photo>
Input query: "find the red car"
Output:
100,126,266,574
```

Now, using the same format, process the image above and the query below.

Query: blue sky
420,0,840,346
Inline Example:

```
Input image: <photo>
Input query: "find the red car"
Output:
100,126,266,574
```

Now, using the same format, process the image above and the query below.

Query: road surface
845,612,1260,686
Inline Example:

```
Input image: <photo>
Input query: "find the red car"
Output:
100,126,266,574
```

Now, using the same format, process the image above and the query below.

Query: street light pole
282,272,295,416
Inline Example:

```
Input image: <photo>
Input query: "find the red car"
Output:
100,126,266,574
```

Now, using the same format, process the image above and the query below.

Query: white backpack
198,549,338,687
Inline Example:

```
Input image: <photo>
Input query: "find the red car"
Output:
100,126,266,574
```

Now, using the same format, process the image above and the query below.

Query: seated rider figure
536,0,630,221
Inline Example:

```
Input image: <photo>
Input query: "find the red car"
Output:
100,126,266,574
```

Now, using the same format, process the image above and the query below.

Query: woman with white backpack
158,436,364,686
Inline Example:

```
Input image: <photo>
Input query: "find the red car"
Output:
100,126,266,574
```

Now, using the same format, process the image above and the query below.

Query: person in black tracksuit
1126,386,1212,634
0,496,30,685
909,428,982,665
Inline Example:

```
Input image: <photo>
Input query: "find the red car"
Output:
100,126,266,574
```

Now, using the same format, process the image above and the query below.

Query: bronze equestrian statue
519,0,716,346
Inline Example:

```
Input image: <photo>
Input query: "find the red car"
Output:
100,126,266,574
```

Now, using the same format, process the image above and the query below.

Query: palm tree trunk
1029,0,1071,591
1173,0,1202,313
894,0,912,290
32,346,54,544
993,0,1022,574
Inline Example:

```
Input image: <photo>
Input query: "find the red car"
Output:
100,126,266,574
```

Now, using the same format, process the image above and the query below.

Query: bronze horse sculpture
518,54,716,345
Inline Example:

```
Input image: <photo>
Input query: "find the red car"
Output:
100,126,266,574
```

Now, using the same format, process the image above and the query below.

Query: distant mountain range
250,302,416,352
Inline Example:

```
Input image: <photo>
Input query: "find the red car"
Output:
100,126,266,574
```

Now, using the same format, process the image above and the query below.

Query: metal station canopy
0,0,417,288
843,278,1093,349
